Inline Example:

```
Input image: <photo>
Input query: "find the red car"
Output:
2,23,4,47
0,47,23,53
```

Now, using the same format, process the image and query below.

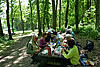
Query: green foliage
78,25,99,39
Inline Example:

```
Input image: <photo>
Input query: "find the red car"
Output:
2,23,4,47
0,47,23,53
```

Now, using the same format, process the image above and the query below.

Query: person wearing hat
26,34,47,67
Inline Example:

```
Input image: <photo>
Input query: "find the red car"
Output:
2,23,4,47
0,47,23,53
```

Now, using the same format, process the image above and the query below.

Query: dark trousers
31,54,47,67
60,56,72,67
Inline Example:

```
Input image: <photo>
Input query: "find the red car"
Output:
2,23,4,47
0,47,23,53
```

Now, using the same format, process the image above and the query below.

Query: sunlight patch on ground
13,56,24,64
5,64,11,67
19,46,26,51
5,56,14,59
0,58,6,63
0,50,3,53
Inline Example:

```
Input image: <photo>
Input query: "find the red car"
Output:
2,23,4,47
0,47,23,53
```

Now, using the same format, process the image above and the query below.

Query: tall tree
36,0,41,35
46,0,50,29
19,0,24,33
52,0,56,29
65,0,69,28
95,0,100,31
11,0,14,33
0,19,4,36
59,0,61,28
75,0,79,33
55,0,58,27
0,0,4,36
43,0,46,32
6,0,13,39
29,0,34,31
81,0,84,23
87,0,90,10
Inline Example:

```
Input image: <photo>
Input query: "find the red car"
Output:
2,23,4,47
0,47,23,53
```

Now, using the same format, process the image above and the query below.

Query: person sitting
39,32,47,49
65,26,74,37
45,30,51,42
60,39,79,67
26,34,47,67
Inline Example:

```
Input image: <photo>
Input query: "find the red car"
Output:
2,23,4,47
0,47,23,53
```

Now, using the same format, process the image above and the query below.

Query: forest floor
0,33,100,67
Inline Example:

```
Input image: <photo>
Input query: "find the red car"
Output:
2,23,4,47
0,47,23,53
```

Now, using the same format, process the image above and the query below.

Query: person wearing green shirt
61,39,79,67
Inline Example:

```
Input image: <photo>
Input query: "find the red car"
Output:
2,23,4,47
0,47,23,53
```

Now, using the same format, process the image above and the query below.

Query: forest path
0,36,37,67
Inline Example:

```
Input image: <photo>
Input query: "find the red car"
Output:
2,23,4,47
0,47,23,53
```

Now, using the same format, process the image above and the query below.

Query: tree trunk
75,0,79,33
55,0,58,27
87,0,89,10
65,0,69,28
52,0,56,29
95,0,100,31
59,0,61,29
19,0,24,33
36,0,41,35
11,0,14,33
6,0,13,39
0,19,4,36
46,0,50,29
29,0,34,31
0,0,4,36
82,0,84,23
43,0,46,32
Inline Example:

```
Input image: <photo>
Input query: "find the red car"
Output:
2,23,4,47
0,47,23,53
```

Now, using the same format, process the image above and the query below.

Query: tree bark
36,0,41,35
52,0,56,29
43,0,46,32
82,0,84,23
55,0,58,27
19,0,24,33
46,0,50,29
0,19,4,36
75,0,79,33
95,0,100,31
0,0,4,36
29,0,34,31
6,0,13,39
59,0,61,29
65,0,69,28
11,0,14,33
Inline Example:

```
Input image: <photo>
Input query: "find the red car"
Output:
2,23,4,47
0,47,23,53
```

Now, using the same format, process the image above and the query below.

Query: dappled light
0,0,100,67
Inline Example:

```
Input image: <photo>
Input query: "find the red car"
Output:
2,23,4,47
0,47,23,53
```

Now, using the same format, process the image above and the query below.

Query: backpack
84,40,94,52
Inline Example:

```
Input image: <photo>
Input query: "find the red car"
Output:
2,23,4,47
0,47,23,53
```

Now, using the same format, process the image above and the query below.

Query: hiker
60,39,79,67
39,32,47,49
26,34,47,67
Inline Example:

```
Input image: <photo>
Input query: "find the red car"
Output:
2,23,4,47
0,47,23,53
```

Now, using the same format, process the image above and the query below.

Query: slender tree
36,0,41,35
6,0,13,39
52,0,56,29
0,19,4,36
59,0,61,28
81,0,84,23
95,0,100,31
75,0,79,33
11,0,14,33
65,0,69,28
55,0,58,27
19,0,24,33
43,0,46,32
46,0,50,29
0,0,4,36
29,0,34,31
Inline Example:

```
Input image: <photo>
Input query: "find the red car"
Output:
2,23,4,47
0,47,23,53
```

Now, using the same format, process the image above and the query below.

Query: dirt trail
0,36,36,67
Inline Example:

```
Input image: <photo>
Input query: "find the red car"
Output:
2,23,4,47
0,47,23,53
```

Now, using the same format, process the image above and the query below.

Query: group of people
26,26,79,67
